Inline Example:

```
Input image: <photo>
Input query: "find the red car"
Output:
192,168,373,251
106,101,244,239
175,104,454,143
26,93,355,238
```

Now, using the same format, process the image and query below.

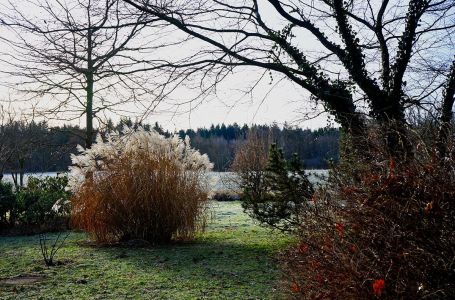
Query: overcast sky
0,66,328,131
0,0,333,132
2,0,451,132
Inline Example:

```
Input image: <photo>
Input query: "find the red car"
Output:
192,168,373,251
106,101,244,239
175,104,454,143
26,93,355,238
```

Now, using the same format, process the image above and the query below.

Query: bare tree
123,0,454,157
0,0,174,148
0,106,40,186
0,105,13,181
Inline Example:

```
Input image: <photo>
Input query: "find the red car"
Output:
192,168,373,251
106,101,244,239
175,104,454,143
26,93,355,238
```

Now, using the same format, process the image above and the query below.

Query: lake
2,170,329,191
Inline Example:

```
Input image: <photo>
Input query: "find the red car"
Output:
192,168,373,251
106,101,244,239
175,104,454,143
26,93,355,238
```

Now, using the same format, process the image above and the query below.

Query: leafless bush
39,232,70,266
230,130,269,202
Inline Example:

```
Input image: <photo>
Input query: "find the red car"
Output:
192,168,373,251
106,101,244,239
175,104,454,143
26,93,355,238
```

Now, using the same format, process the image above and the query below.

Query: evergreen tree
241,144,314,232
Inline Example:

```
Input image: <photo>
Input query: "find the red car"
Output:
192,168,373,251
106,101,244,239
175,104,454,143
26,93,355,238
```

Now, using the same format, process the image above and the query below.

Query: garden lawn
0,201,294,300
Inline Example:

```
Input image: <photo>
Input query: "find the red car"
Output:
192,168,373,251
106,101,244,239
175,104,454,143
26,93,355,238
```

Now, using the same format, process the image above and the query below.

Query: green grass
0,201,294,300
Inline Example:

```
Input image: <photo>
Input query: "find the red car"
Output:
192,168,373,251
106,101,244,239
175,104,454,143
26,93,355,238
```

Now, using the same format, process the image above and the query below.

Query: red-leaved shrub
283,127,455,299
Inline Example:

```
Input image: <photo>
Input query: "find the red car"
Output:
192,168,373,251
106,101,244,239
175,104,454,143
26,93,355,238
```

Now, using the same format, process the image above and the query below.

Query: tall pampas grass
69,129,213,244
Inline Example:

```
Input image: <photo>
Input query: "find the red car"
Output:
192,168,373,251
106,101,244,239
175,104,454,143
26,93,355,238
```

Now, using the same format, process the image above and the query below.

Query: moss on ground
0,201,294,300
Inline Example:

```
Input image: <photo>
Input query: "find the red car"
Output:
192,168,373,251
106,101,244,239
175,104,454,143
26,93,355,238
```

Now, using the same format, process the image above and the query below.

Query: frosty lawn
0,201,293,299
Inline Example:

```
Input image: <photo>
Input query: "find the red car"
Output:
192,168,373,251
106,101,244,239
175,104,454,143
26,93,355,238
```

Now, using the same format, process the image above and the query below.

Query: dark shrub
211,191,241,201
15,176,71,231
0,181,16,229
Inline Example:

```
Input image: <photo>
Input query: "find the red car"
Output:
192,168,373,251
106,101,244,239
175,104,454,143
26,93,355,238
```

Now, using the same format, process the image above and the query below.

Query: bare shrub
283,127,455,299
230,130,269,205
39,232,70,266
69,130,212,244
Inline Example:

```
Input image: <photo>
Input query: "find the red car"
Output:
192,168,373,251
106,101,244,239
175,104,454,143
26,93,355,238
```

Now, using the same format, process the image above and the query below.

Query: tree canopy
0,0,173,147
123,0,455,156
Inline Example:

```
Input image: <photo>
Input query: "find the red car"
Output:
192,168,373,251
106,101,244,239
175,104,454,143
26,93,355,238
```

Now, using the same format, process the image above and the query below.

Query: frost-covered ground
0,202,293,300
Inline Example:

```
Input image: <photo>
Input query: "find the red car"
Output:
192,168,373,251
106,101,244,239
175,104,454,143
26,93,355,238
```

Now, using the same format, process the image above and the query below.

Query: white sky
0,0,451,132
141,70,330,131
0,71,329,131
0,0,331,132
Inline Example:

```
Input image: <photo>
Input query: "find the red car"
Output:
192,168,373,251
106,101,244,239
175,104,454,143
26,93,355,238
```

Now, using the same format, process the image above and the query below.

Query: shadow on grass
0,200,290,299
86,236,283,298
0,231,287,299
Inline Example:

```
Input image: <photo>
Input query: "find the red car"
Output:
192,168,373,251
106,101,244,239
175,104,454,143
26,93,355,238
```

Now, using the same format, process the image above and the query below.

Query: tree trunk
86,72,94,149
326,92,369,159
85,28,94,149
19,157,24,187
382,119,412,160
437,61,455,157
373,95,412,159
11,172,18,189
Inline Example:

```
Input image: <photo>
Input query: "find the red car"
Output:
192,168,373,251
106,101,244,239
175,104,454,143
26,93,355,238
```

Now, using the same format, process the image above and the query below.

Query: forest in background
0,118,339,175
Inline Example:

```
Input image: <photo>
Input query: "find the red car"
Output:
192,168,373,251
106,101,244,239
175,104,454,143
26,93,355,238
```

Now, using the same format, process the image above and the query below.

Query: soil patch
0,274,45,286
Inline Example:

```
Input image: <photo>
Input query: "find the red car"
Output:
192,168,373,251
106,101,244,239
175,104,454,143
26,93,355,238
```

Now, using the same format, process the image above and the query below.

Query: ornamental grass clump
69,129,212,244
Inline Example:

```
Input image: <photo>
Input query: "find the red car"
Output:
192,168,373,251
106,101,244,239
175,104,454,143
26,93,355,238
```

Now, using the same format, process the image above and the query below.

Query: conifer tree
241,144,314,232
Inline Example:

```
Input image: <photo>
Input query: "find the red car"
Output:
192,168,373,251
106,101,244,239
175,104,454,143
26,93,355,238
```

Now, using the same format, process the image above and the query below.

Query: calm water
2,172,63,185
2,170,328,191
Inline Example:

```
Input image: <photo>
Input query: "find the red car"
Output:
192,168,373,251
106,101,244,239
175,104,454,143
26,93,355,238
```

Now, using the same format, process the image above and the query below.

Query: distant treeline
177,123,340,170
0,118,339,175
